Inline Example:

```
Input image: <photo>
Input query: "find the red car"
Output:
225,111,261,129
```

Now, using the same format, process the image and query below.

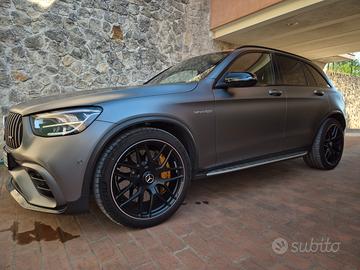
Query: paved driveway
0,137,359,270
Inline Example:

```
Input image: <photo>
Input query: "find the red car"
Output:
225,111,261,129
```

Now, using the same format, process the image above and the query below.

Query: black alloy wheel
94,128,191,228
304,118,344,170
110,139,185,219
322,123,343,166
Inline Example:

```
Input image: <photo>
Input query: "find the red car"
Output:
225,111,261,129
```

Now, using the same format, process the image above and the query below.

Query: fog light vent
28,169,54,198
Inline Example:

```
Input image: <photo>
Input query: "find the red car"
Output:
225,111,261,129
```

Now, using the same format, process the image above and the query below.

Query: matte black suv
3,46,345,227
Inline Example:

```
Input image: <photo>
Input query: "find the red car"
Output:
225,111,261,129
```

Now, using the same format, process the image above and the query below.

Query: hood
10,83,197,116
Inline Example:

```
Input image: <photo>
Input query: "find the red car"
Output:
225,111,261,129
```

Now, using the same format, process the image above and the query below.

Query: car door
273,54,330,150
214,51,287,165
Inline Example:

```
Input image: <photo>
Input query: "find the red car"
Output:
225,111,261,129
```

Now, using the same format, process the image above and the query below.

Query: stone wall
327,72,360,129
0,0,233,144
2,0,358,150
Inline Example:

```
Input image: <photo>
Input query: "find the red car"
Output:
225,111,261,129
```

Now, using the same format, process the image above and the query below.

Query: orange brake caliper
158,154,171,194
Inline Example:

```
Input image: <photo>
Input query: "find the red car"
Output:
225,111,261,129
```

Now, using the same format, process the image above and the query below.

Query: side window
305,64,330,88
303,64,317,86
227,52,274,86
276,55,307,86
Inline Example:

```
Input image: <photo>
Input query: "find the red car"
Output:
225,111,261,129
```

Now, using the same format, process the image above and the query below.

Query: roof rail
235,45,310,61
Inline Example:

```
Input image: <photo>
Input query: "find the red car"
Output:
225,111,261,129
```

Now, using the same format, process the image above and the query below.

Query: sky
354,52,360,60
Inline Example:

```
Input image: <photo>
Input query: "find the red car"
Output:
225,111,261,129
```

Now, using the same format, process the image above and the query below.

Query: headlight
31,107,102,137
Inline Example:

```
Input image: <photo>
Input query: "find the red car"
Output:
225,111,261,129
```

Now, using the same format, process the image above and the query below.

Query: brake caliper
158,154,171,194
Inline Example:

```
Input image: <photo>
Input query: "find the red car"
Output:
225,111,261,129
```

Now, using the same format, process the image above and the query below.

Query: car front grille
4,112,23,149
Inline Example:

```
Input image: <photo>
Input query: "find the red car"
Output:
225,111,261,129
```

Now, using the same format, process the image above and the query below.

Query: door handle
313,90,324,96
268,89,282,96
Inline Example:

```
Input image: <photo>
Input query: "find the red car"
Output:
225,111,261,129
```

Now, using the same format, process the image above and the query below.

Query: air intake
28,169,54,198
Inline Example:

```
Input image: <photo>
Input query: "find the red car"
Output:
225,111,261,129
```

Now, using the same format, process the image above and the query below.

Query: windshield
146,52,230,85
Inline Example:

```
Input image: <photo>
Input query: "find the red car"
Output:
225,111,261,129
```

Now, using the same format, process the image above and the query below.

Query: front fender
67,115,198,213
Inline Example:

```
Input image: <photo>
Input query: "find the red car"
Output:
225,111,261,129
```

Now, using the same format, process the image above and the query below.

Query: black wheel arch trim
66,114,198,213
311,110,346,144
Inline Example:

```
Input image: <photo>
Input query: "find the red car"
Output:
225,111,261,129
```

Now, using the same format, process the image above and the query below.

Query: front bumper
4,117,114,213
6,176,65,213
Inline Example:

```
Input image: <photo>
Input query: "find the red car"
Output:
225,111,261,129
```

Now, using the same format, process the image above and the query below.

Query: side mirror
222,72,257,88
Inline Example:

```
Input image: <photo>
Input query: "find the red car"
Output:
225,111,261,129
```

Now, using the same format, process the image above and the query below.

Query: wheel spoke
114,179,122,193
135,147,142,163
148,192,154,217
126,157,137,165
156,192,171,206
161,175,184,183
152,144,167,162
157,166,183,173
128,155,138,166
114,170,131,180
325,148,331,160
120,189,142,207
330,149,336,160
117,162,137,169
159,149,173,169
115,182,134,200
143,143,153,162
138,189,144,214
331,126,338,140
129,185,134,197
161,184,177,200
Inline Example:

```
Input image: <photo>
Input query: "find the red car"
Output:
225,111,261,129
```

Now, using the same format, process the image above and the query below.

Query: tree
326,59,360,76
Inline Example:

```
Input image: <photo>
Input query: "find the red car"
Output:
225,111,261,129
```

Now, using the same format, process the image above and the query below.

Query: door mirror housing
222,72,258,88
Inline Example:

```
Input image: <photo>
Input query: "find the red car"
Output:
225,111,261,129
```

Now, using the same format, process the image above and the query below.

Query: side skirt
206,151,307,177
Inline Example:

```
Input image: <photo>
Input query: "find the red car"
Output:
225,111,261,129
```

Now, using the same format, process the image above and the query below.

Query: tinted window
228,52,274,86
303,64,317,86
276,55,307,86
305,64,330,87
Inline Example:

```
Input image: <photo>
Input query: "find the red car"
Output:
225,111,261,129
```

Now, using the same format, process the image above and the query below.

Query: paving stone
0,137,359,269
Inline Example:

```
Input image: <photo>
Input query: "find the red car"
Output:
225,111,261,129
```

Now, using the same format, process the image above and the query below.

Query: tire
304,118,344,170
93,127,191,228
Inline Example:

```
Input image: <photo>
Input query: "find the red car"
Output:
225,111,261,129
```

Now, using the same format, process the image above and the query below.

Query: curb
345,129,360,137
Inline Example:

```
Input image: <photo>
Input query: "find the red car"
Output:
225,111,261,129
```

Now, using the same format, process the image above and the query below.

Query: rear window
276,55,307,86
304,63,330,88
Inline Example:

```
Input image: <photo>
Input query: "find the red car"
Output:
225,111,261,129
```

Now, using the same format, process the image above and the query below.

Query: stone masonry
327,72,360,129
1,0,358,148
0,0,233,143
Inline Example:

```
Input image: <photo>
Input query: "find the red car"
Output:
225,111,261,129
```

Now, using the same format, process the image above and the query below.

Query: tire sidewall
94,128,191,228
